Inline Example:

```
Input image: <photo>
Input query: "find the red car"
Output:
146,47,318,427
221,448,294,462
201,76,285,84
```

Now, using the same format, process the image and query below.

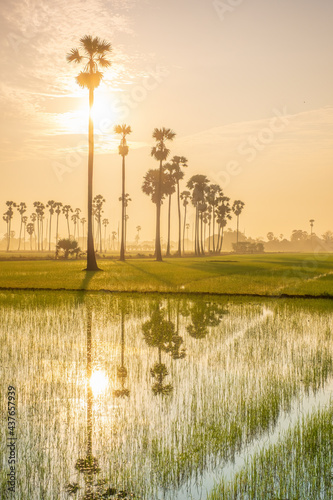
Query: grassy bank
0,254,332,296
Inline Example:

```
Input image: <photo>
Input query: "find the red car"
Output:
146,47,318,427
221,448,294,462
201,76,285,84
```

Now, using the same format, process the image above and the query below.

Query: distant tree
322,231,333,244
22,215,28,250
30,212,37,250
169,156,188,256
232,200,245,247
187,175,209,256
135,225,141,247
61,204,72,239
80,217,86,247
111,231,117,250
267,232,274,242
185,223,190,251
45,200,55,251
163,162,177,256
142,169,175,256
33,202,45,251
3,201,16,251
54,202,62,247
16,202,27,251
56,238,81,259
67,35,111,271
26,223,34,250
180,190,191,254
102,218,109,252
206,184,223,253
291,229,308,242
115,124,132,262
93,195,105,253
150,127,176,261
309,219,315,236
216,197,232,252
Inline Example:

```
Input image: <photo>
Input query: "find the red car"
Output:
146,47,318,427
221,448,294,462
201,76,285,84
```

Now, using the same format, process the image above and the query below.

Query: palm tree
170,156,188,256
26,223,34,250
118,193,131,254
185,223,190,251
135,225,141,247
80,217,86,248
111,231,117,250
187,175,210,256
180,190,191,254
114,124,132,261
206,184,223,253
309,219,315,236
3,201,16,252
16,202,27,251
30,212,37,250
163,162,177,257
216,197,232,252
46,200,56,251
232,200,245,248
62,205,73,239
54,202,62,248
92,195,105,253
151,128,176,261
102,218,109,252
33,202,45,251
142,169,175,256
67,35,112,271
22,215,28,250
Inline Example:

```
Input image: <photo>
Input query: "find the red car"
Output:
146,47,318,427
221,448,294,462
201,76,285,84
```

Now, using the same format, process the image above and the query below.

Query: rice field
0,292,332,499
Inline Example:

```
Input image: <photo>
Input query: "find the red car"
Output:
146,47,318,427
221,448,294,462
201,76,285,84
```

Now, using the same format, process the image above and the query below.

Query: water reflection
186,300,228,339
114,307,130,398
142,303,186,395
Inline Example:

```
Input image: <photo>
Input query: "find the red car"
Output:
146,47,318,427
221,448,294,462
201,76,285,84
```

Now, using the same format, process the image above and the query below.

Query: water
0,292,332,499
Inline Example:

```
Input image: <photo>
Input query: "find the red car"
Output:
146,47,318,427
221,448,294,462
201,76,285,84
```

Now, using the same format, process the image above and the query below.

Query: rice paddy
0,292,332,499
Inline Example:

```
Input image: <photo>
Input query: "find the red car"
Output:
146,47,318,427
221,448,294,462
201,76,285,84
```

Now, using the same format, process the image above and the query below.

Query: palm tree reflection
186,300,228,339
66,305,134,499
142,304,186,395
113,307,130,398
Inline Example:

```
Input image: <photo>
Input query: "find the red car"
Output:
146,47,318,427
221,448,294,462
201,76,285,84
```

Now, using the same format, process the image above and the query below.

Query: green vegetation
0,254,332,296
209,401,333,499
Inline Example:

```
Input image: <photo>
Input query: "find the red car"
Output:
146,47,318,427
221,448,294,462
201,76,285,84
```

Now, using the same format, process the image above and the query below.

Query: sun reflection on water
89,370,108,396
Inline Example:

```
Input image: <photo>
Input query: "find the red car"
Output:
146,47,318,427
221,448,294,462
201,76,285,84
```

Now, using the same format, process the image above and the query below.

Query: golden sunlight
89,370,108,396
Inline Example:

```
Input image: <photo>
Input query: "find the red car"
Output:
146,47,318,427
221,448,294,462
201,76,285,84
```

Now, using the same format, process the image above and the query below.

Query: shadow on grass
125,260,175,287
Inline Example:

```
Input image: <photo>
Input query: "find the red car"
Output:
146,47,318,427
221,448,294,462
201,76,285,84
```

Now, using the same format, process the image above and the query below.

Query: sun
89,370,108,396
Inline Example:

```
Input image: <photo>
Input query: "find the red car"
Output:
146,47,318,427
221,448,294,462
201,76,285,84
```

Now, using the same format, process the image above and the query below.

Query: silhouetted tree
102,218,109,252
206,184,223,253
180,190,191,254
150,128,176,261
46,200,56,251
232,200,245,247
67,35,111,270
115,124,132,261
309,219,315,236
93,195,105,253
3,201,16,251
187,175,209,256
26,222,34,250
163,162,177,256
62,204,73,239
56,238,81,259
54,202,62,248
16,202,27,251
216,197,232,252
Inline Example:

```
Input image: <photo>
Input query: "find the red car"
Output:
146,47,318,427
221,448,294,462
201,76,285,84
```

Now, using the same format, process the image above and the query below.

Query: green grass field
0,253,332,296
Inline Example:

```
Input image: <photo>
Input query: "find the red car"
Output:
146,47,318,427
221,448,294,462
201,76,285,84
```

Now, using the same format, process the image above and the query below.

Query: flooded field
0,292,332,499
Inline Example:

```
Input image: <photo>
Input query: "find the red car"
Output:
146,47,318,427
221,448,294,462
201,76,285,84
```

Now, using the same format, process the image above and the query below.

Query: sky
1,0,332,243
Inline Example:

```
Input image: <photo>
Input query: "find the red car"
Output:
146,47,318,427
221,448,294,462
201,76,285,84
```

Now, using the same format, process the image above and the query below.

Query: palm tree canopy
232,200,245,216
151,127,176,162
142,169,175,204
67,35,112,90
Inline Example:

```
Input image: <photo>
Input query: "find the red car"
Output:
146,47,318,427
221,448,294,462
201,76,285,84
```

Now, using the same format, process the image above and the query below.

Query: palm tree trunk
56,214,59,249
155,159,163,261
18,217,23,251
237,215,239,246
49,214,52,251
177,181,181,256
67,217,70,239
86,87,99,270
208,219,211,253
166,194,171,257
120,155,125,261
200,213,205,255
182,204,187,255
212,206,215,253
99,219,102,253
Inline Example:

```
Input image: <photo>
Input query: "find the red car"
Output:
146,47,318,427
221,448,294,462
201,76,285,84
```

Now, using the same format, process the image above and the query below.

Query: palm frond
66,48,83,64
76,71,103,89
97,56,111,68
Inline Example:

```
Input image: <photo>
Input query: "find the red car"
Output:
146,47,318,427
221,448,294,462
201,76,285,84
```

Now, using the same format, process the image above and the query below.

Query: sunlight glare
90,370,108,396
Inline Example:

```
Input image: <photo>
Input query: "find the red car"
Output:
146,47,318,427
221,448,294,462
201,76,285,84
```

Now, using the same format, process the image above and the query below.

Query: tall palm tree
102,218,109,252
180,190,191,254
206,184,223,253
3,201,16,252
170,156,187,256
232,200,245,248
92,195,105,253
46,200,56,251
67,35,112,271
151,128,176,261
81,217,87,248
114,124,132,261
62,204,73,239
187,175,209,256
163,162,177,257
22,215,28,250
309,219,315,236
135,225,141,246
16,202,27,251
26,223,34,250
54,202,62,248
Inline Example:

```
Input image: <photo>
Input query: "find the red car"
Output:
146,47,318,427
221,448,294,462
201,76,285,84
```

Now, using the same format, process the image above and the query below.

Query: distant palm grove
2,36,332,262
